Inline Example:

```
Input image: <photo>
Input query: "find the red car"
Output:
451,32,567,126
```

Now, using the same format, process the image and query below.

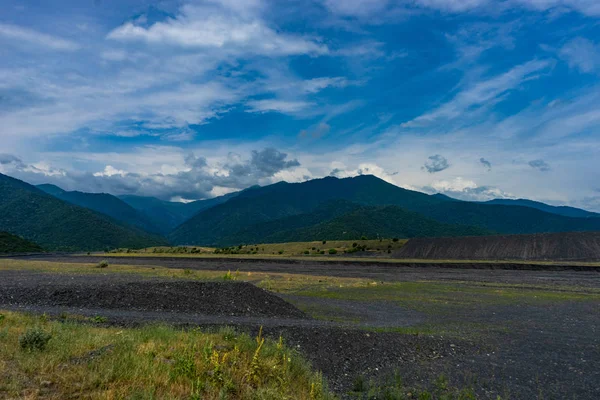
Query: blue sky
1,0,599,210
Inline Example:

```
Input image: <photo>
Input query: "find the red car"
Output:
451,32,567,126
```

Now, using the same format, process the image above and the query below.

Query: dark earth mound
395,231,600,261
0,280,307,319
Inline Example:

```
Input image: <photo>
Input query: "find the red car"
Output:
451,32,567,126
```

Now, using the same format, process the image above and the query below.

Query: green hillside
0,174,169,251
218,203,493,246
170,175,600,246
170,175,444,245
0,232,44,253
264,205,493,243
38,184,160,233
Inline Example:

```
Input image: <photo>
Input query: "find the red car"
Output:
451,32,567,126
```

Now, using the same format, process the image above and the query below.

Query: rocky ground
2,256,599,399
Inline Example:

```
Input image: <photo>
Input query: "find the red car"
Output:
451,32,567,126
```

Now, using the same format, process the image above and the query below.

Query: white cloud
328,162,398,184
107,2,328,56
0,23,80,51
559,37,600,74
246,99,314,114
402,59,551,128
93,165,127,177
429,177,478,192
424,177,514,201
5,146,302,201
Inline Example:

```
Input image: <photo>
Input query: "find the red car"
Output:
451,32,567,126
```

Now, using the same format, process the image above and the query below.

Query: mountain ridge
0,173,168,251
170,175,600,246
37,184,161,234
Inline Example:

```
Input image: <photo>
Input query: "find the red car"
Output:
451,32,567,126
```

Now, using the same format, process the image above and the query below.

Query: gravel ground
1,258,599,399
0,273,305,318
10,254,600,288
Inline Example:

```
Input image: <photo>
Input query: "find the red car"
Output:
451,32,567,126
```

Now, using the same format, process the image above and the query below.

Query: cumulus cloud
529,159,551,172
229,148,301,178
422,155,450,174
93,166,127,177
479,157,492,171
2,147,302,201
327,162,397,184
423,177,513,201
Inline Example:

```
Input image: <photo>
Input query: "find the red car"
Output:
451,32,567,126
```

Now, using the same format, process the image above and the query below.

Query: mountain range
1,172,599,251
0,174,168,251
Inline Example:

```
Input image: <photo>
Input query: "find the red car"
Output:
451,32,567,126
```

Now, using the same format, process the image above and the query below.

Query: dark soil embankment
0,280,307,319
395,231,600,261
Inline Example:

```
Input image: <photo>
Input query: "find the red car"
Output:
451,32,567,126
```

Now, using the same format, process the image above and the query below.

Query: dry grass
0,311,334,400
102,238,409,258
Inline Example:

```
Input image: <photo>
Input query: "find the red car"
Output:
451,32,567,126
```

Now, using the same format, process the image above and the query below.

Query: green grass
294,281,600,314
0,311,334,399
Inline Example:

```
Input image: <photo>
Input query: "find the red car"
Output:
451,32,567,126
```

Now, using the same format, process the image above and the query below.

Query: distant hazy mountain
482,198,599,219
120,190,242,232
0,174,168,251
0,231,44,253
419,201,600,234
37,184,160,233
170,175,600,246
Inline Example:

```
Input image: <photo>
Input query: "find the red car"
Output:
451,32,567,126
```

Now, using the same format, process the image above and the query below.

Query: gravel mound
394,231,600,261
0,281,307,319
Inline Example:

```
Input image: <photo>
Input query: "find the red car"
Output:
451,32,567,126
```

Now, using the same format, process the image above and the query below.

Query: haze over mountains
1,172,599,251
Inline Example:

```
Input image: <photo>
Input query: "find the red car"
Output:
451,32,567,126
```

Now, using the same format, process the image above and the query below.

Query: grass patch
0,311,334,399
102,238,409,258
295,281,600,314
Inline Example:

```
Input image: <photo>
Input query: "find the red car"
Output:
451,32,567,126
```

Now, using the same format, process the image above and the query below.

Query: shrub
392,238,399,242
328,249,337,255
93,315,108,324
322,240,327,245
223,270,233,281
19,327,52,352
319,250,325,255
96,260,109,269
0,314,5,323
352,242,358,248
360,236,368,240
304,250,310,255
278,250,284,255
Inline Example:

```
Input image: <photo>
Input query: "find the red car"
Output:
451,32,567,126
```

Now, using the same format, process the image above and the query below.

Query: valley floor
1,256,599,399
